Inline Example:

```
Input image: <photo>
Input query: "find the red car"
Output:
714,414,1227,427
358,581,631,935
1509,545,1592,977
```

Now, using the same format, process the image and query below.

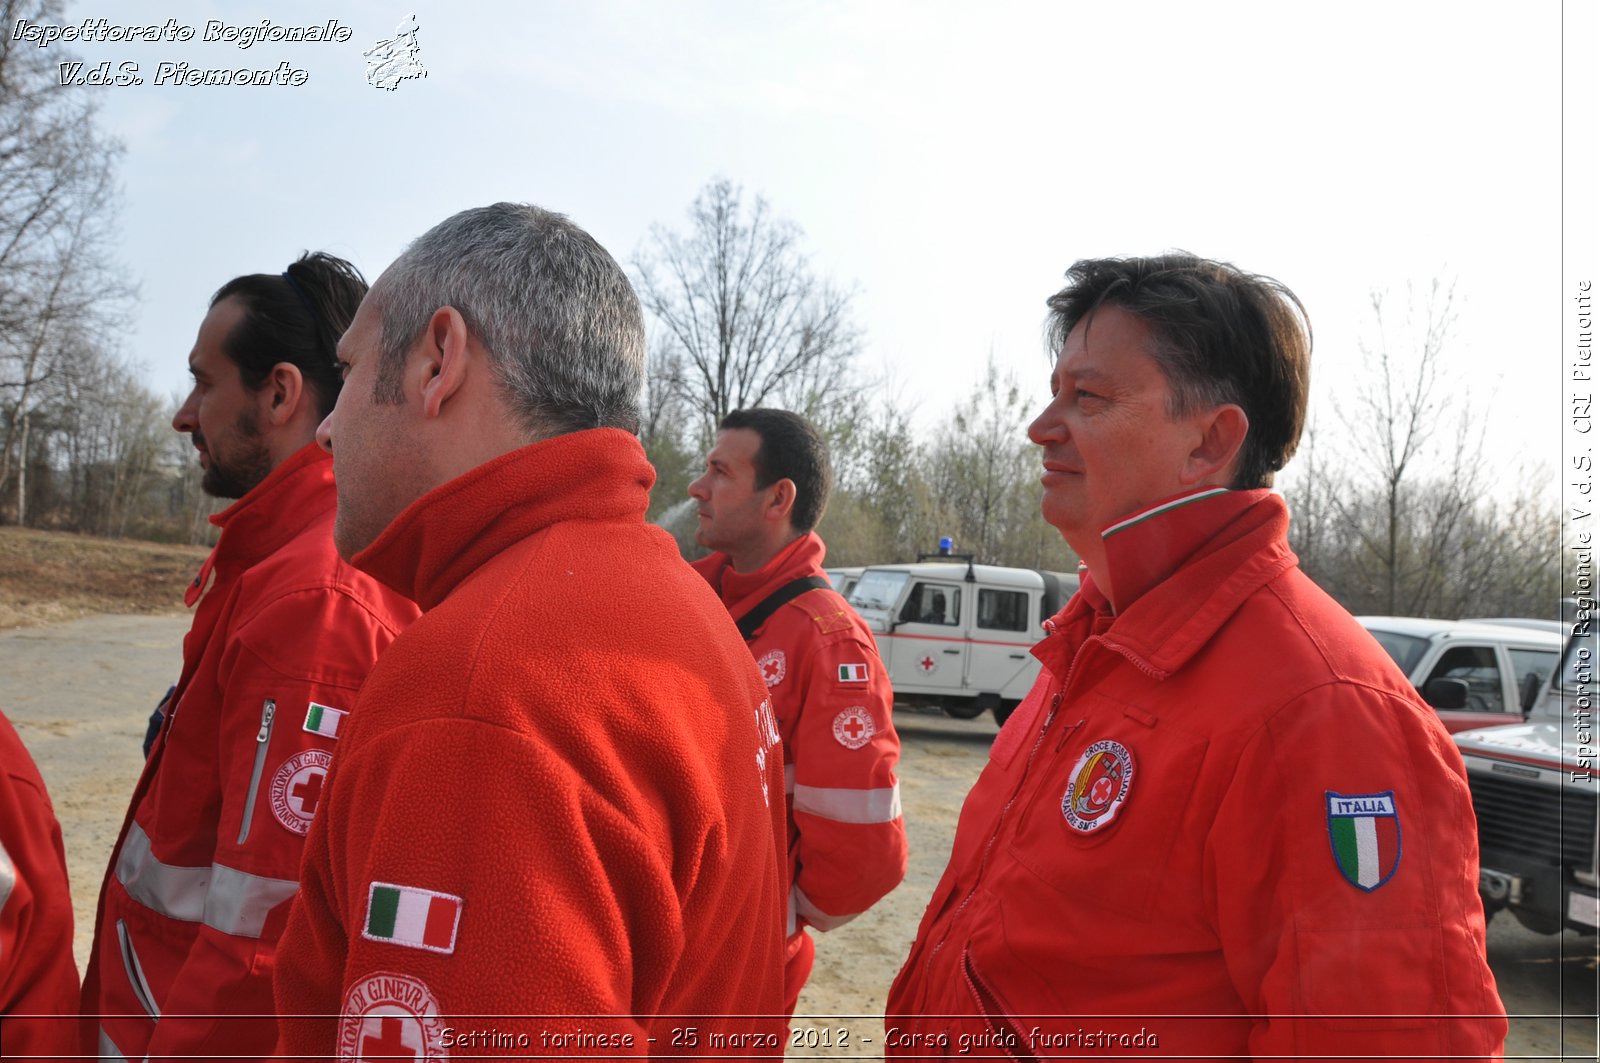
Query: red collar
1036,488,1296,679
353,429,655,610
693,532,827,618
186,442,335,607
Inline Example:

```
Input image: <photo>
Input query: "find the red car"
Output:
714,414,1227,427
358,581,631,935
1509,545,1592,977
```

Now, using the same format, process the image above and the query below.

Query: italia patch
837,662,869,684
302,700,346,739
338,971,448,1060
758,649,787,688
268,749,332,835
1326,791,1401,891
832,706,875,749
363,882,463,954
1061,740,1134,834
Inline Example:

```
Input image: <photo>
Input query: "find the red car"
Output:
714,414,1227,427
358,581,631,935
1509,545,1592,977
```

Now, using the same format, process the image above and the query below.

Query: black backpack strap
735,576,830,641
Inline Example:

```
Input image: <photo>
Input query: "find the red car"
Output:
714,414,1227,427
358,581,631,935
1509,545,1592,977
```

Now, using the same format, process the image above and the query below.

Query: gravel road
3,614,1593,1059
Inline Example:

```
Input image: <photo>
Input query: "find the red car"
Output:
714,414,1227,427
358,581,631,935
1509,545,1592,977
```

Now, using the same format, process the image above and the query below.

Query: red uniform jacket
82,444,419,1062
274,429,789,1058
693,534,906,1003
887,489,1507,1060
0,710,78,1059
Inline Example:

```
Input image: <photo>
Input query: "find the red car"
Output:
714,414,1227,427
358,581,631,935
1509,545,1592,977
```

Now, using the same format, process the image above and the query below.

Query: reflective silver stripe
99,1026,130,1060
785,884,798,937
114,919,160,1019
792,781,902,824
0,838,15,915
784,763,796,794
794,884,859,932
116,821,300,937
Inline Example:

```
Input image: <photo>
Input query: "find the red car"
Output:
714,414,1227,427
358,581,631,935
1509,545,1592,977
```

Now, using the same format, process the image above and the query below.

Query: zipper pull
256,699,276,742
1056,716,1085,753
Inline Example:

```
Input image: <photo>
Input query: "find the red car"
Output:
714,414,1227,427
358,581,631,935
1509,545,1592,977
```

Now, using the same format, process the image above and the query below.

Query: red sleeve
1211,683,1507,1060
145,589,407,1060
789,631,907,930
0,711,79,1060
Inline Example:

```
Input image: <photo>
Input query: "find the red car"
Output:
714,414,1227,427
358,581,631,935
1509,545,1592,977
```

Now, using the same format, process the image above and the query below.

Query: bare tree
632,178,862,438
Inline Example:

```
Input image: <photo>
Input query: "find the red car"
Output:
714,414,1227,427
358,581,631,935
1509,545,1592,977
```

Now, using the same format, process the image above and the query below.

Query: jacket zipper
962,947,1040,1062
917,633,1102,1003
237,698,276,845
115,919,161,1020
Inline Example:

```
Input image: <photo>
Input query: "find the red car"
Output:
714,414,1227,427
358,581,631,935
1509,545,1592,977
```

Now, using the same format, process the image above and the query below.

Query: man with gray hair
273,203,788,1056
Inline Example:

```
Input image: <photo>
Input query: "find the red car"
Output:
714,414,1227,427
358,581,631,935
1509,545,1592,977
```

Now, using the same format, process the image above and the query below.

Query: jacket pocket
115,918,161,1020
237,698,277,844
1008,694,1207,921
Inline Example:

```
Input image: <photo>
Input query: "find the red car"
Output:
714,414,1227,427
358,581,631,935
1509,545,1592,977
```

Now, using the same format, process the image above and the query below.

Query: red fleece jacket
274,429,788,1059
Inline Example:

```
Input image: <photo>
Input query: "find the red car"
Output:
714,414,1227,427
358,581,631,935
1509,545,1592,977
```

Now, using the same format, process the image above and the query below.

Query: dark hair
1044,253,1311,489
719,408,832,533
372,203,644,437
211,252,368,420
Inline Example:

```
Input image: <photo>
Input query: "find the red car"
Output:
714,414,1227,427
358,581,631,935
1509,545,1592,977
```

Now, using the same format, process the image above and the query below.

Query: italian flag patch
362,882,462,954
838,662,869,683
1326,791,1401,892
302,701,347,739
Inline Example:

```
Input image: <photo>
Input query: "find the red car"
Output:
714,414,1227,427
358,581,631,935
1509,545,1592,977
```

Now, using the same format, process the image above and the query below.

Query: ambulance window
978,589,1029,632
899,583,961,626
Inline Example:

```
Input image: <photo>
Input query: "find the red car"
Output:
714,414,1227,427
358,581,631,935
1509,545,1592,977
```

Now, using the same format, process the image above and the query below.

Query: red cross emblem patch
832,706,875,749
269,749,332,836
338,971,447,1061
917,655,938,675
1061,739,1135,834
758,649,787,688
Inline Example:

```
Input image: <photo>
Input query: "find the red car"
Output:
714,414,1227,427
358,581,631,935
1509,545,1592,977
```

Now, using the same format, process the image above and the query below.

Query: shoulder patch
837,661,869,684
339,971,448,1060
303,701,347,739
363,882,463,953
832,706,875,749
757,649,787,687
269,750,332,835
1326,791,1401,891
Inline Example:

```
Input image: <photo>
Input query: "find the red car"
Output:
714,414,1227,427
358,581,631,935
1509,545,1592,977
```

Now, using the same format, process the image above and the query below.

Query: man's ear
261,362,307,427
418,306,471,419
765,478,798,525
1183,404,1249,486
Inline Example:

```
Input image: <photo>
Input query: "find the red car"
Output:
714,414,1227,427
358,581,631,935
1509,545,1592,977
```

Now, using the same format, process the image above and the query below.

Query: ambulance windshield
849,570,908,612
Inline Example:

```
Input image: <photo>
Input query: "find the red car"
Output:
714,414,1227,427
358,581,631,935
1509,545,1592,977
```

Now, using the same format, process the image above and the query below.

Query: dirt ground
3,613,1594,1059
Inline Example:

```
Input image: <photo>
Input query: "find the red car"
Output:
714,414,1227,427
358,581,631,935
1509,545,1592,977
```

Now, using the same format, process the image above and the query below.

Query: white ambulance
845,555,1079,726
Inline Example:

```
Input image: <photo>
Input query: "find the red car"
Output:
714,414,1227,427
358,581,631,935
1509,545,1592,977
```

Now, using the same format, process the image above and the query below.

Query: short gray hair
372,203,644,436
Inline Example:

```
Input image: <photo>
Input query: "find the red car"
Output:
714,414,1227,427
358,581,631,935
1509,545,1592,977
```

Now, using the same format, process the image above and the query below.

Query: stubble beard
199,410,274,500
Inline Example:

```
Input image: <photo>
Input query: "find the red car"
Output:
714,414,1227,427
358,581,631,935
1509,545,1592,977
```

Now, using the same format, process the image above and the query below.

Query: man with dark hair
274,204,787,1056
688,407,906,1016
888,254,1506,1057
83,254,420,1062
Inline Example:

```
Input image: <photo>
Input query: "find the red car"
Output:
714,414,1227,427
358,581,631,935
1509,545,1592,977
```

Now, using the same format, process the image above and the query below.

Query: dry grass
0,527,209,631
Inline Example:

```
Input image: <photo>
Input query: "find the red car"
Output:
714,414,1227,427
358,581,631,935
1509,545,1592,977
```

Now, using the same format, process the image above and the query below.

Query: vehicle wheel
993,699,1020,727
944,700,986,720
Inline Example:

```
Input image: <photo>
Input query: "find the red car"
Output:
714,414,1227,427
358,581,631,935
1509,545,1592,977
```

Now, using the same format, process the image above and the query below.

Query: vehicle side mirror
1422,678,1469,710
1519,671,1543,713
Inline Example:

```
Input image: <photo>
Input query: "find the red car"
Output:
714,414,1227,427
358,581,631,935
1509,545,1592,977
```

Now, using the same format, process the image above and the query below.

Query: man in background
888,253,1506,1057
688,408,906,1014
275,203,787,1056
0,706,78,1058
83,254,419,1062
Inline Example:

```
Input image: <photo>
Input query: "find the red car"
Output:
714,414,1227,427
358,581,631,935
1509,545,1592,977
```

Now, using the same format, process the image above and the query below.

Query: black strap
736,576,830,641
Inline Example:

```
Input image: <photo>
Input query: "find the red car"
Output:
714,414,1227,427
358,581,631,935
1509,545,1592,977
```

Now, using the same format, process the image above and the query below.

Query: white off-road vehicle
846,554,1078,726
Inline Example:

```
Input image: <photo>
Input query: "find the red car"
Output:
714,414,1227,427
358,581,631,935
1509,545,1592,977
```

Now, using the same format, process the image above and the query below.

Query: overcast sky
46,0,1590,490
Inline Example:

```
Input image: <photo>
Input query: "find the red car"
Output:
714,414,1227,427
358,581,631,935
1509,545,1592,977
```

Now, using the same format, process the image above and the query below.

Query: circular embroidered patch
269,749,333,836
338,971,447,1061
1061,739,1135,834
758,649,787,688
832,706,875,749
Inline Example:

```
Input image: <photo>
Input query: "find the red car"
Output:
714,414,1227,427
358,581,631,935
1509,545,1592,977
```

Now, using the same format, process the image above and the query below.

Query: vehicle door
963,586,1038,696
888,579,967,693
1418,643,1524,733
